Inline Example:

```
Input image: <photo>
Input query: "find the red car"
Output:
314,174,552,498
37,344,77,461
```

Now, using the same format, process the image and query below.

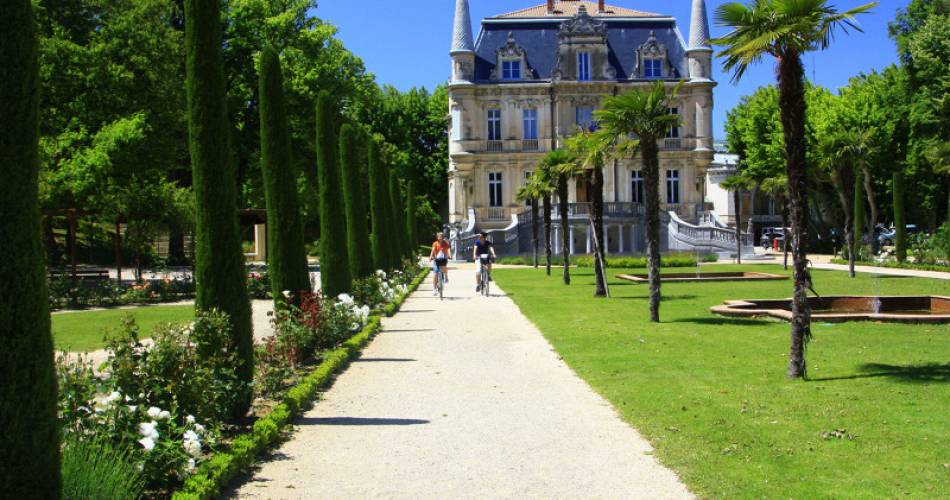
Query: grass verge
172,268,429,500
52,304,195,352
494,264,949,498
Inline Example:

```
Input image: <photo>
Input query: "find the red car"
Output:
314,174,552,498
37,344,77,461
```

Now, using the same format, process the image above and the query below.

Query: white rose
159,410,171,421
194,423,205,434
138,437,156,451
147,407,162,419
186,415,196,425
186,458,196,473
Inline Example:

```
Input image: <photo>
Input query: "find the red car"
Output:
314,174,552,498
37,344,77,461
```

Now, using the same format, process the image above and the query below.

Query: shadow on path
354,358,417,363
810,363,950,384
297,417,430,426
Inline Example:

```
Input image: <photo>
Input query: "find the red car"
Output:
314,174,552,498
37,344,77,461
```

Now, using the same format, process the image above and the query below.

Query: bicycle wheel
482,270,490,296
438,271,444,300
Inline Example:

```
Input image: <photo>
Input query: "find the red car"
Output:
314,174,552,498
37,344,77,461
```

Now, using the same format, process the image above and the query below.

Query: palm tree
721,175,752,264
566,130,613,297
596,81,681,322
538,149,579,284
516,179,542,269
712,0,876,378
532,156,560,276
838,128,878,252
819,133,857,277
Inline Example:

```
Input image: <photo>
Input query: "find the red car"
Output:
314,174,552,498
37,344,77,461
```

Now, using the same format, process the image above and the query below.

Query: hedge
173,268,429,500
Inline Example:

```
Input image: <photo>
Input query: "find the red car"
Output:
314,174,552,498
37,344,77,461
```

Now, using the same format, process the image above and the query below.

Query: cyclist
430,232,451,296
473,232,497,293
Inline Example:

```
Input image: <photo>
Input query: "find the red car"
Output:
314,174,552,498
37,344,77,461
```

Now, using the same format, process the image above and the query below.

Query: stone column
569,226,575,254
586,224,592,254
619,224,625,253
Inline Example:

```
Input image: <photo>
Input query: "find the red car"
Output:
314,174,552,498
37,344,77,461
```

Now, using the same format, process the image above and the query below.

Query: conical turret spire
688,0,711,49
451,0,475,54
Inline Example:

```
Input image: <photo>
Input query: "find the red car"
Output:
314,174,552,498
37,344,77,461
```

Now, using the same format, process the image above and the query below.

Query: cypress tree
368,140,389,272
0,0,61,495
405,180,418,256
893,171,907,263
185,0,253,416
316,91,351,295
339,123,374,278
389,172,408,265
259,46,310,303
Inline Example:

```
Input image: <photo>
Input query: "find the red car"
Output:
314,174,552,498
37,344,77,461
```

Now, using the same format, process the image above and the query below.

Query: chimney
547,0,554,14
598,0,605,13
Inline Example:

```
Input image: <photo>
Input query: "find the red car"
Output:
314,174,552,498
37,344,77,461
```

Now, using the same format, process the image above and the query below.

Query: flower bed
56,263,427,499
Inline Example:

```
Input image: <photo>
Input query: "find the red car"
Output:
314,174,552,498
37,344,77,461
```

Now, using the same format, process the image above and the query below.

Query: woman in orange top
430,232,451,294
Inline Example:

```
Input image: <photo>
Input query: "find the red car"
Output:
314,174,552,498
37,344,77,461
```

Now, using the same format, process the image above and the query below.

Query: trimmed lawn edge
172,268,429,500
829,258,950,273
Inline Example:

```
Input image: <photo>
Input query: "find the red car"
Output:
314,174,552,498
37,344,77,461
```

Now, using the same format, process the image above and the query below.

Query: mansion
447,0,748,256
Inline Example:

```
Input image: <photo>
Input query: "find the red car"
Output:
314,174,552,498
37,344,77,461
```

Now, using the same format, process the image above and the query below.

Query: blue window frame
577,52,591,81
645,58,662,78
487,109,501,141
523,108,538,140
667,108,679,138
575,106,595,132
502,60,521,80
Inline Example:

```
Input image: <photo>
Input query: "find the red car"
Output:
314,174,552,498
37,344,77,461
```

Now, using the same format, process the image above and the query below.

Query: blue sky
314,0,907,139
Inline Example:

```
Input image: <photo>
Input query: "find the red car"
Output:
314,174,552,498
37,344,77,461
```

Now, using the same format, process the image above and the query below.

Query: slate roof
473,19,687,82
492,1,662,19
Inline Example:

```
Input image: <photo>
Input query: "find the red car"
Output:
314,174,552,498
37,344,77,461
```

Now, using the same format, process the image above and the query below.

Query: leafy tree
721,175,753,264
316,91,351,295
713,0,876,378
818,132,858,276
531,156,559,275
0,0,61,495
596,81,681,322
339,123,374,278
389,172,409,262
545,150,582,285
185,0,254,415
259,45,310,303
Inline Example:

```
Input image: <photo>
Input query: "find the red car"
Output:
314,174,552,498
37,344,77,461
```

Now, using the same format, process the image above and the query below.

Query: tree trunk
543,194,552,276
734,189,742,264
893,172,907,263
642,139,661,322
832,169,856,277
782,206,789,270
592,165,606,297
777,52,812,379
531,198,539,268
854,169,867,257
558,175,571,285
43,216,60,267
863,166,878,254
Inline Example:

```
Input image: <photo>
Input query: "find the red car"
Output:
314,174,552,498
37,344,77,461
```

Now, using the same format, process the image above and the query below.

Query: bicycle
434,262,446,300
478,253,491,297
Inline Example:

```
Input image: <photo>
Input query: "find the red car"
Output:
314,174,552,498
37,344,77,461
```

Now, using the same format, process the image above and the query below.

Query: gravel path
229,263,692,499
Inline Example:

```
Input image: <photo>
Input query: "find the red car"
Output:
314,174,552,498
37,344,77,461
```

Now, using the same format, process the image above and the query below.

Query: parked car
878,224,921,247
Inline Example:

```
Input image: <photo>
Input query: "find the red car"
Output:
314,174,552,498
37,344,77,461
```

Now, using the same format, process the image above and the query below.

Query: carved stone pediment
639,31,665,57
634,30,670,79
558,5,606,39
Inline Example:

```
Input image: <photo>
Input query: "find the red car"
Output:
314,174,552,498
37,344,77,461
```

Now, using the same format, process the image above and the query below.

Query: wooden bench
48,268,111,281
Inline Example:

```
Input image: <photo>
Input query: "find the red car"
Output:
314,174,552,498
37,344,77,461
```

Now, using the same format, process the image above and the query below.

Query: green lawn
494,264,949,499
52,305,195,352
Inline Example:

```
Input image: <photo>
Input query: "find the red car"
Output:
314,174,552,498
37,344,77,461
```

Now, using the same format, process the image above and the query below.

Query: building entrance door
575,171,592,204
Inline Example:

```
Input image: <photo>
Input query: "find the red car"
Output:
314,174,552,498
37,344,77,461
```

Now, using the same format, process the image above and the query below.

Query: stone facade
448,0,717,254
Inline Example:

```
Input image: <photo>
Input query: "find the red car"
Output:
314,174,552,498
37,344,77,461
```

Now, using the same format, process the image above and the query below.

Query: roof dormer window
502,60,521,80
577,52,591,81
644,58,662,78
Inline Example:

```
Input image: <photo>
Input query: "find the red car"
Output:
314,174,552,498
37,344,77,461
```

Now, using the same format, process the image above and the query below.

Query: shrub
104,310,248,424
316,91,351,296
62,436,145,500
245,267,271,300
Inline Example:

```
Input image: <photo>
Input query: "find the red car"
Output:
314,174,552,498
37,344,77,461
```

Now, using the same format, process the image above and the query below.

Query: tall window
667,108,679,138
489,172,503,207
577,52,591,81
522,108,538,140
451,108,462,140
575,106,594,132
487,109,501,141
631,170,643,204
644,58,662,78
502,60,521,80
666,170,680,204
